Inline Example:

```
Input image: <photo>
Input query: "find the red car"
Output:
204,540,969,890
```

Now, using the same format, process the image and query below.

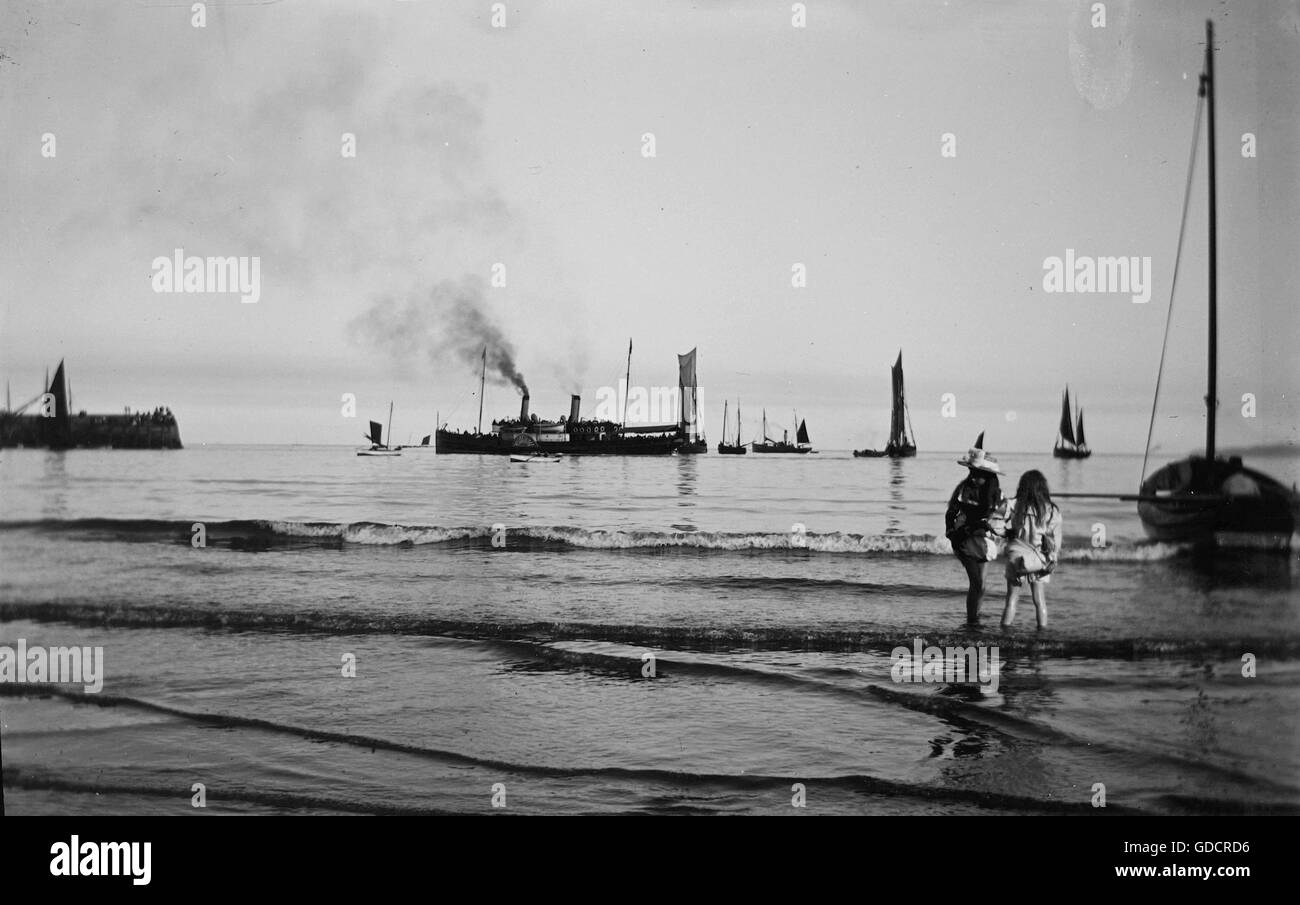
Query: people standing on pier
1001,470,1062,631
945,445,1008,624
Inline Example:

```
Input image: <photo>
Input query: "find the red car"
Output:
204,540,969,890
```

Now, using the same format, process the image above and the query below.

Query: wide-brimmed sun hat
957,446,1000,473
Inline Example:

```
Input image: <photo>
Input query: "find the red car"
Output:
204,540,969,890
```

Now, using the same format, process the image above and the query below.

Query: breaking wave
0,518,1210,561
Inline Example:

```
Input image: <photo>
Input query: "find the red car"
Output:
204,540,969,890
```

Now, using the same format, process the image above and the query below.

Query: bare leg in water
1002,582,1020,628
1002,579,1047,629
958,554,985,624
1029,581,1047,629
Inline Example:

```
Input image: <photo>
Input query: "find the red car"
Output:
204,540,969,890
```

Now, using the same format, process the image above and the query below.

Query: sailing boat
854,350,917,458
357,402,401,456
751,409,813,454
398,409,435,451
676,347,708,454
717,400,746,455
399,434,435,451
1137,20,1296,546
1052,387,1091,459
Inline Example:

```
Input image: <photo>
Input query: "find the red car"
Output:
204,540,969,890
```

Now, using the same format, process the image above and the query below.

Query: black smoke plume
350,277,528,395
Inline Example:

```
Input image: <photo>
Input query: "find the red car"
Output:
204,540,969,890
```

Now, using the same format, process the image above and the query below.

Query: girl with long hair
1001,470,1062,630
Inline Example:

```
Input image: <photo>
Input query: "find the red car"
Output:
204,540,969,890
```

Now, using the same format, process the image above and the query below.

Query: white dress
1004,501,1062,585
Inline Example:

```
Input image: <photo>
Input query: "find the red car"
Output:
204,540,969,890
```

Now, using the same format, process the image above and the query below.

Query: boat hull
436,429,680,456
854,444,916,458
751,442,811,454
1053,446,1091,459
717,443,747,455
1138,457,1297,546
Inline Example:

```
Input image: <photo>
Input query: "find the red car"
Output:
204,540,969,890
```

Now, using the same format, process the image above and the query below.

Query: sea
2,445,1298,816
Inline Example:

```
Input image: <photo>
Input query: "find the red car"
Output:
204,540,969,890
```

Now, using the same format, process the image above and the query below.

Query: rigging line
1140,87,1206,490
439,380,481,428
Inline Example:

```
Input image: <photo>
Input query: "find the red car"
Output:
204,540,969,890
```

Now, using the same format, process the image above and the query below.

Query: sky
2,0,1297,452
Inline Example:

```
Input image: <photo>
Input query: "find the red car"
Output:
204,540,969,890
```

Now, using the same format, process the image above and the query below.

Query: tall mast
622,338,632,427
477,346,486,434
721,399,728,444
386,400,394,449
737,401,741,442
692,362,699,441
1203,18,1217,463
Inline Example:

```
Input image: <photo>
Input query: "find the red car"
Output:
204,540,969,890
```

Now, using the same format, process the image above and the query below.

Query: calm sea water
2,445,1298,815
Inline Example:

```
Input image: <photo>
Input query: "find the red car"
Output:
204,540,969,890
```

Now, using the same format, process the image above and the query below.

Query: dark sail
974,431,985,450
368,421,383,446
888,350,914,450
796,419,810,445
678,348,698,438
1058,389,1076,445
421,435,431,446
42,360,72,449
1053,389,1090,457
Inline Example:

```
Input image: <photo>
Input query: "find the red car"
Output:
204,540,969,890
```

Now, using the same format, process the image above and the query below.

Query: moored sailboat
717,399,746,455
1052,387,1091,459
853,351,916,458
1136,20,1297,546
676,347,707,454
751,410,813,454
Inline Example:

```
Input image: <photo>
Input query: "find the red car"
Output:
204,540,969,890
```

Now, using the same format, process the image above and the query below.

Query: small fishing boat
357,402,401,456
751,410,813,454
717,400,747,455
1136,20,1297,546
1052,387,1091,459
854,350,917,458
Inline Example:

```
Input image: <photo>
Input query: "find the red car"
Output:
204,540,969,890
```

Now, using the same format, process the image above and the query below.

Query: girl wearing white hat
945,440,1009,623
